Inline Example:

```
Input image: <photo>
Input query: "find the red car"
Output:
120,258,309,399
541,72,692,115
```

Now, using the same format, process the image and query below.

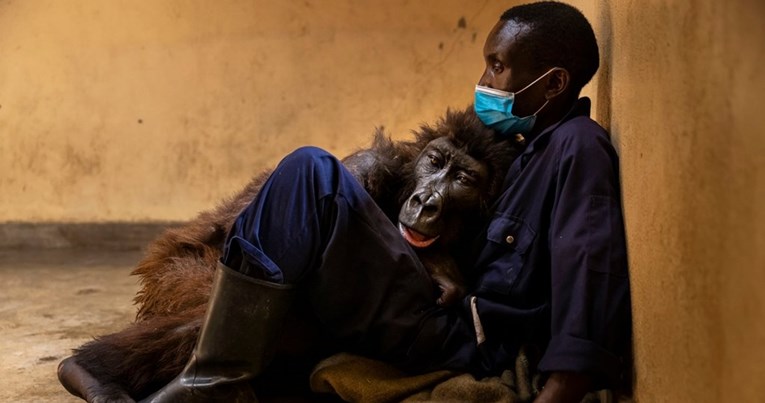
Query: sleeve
537,123,632,389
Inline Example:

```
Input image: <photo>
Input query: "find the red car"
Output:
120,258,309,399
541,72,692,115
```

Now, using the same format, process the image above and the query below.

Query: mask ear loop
516,67,559,116
515,67,559,94
531,99,550,116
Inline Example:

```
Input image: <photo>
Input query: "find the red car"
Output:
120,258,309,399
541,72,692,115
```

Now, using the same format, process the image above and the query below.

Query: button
515,133,526,144
505,235,515,245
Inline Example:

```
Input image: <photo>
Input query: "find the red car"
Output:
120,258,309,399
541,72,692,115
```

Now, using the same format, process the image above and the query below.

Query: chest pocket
476,216,537,294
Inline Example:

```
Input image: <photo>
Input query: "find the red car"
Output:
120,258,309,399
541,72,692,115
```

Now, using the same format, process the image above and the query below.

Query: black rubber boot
139,262,295,403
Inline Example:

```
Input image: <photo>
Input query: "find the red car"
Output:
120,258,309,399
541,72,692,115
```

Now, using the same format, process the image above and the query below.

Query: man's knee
280,146,337,172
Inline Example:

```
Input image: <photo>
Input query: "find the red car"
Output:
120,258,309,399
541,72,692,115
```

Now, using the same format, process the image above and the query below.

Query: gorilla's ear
544,68,570,100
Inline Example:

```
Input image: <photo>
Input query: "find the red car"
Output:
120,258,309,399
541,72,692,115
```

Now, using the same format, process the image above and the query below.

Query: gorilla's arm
416,248,466,306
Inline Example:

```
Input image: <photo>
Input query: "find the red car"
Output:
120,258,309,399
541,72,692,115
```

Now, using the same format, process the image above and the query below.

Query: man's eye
492,61,503,74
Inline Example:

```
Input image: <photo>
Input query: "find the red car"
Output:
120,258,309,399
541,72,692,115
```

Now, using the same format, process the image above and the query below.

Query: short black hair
501,1,599,94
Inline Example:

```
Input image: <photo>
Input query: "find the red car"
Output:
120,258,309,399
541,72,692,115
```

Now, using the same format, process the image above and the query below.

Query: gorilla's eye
428,154,441,167
456,172,474,186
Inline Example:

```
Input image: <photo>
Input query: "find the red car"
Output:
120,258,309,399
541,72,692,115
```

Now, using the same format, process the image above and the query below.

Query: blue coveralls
222,97,631,387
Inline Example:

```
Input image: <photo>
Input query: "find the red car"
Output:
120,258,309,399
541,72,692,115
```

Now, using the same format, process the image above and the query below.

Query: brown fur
67,107,520,400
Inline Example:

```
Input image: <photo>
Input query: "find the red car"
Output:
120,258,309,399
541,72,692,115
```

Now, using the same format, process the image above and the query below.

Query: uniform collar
499,97,593,192
517,97,592,149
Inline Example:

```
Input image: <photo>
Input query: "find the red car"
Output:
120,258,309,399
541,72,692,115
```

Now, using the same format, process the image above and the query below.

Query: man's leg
141,147,481,403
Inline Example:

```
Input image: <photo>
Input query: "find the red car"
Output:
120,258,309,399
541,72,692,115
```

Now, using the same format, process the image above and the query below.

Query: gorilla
58,106,521,402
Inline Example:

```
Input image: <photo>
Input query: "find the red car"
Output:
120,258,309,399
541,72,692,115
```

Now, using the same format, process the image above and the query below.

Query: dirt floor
0,248,142,403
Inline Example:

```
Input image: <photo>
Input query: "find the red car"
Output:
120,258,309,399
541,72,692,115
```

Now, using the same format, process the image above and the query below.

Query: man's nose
478,71,492,88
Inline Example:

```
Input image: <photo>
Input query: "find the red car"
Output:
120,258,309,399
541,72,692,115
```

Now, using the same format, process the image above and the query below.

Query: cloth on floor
310,345,559,403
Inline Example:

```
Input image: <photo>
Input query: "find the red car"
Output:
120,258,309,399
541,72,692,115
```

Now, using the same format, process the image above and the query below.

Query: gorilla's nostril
421,192,442,215
422,203,439,215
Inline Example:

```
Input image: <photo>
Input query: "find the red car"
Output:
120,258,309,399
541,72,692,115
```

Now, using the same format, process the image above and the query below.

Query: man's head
478,2,599,126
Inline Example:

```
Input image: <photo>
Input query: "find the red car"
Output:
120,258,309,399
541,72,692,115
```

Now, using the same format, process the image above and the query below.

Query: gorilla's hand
418,250,466,306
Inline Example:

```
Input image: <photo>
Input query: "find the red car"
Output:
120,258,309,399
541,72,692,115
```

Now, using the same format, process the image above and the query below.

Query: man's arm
538,122,631,390
534,372,592,403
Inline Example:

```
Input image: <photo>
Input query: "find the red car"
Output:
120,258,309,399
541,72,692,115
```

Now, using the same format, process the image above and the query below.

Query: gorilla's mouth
398,223,439,248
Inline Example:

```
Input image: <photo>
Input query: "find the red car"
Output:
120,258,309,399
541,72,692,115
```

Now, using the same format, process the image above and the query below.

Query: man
141,2,631,402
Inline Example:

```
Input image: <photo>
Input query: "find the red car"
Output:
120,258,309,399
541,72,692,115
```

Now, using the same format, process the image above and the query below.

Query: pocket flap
486,216,536,254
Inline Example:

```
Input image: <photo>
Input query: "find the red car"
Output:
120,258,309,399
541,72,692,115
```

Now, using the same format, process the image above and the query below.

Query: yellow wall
571,0,765,401
2,1,764,402
0,0,511,222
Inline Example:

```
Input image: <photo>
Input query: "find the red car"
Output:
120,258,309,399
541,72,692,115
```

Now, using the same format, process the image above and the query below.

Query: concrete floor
0,248,142,403
0,248,622,403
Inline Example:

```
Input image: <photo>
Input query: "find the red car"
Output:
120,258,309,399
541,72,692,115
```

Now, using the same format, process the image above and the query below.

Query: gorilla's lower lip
398,223,439,248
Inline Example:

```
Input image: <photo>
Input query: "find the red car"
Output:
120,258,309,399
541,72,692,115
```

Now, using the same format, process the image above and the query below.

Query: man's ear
544,68,570,99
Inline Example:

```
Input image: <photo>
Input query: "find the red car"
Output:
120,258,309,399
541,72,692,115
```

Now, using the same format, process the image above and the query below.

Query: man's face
478,20,544,117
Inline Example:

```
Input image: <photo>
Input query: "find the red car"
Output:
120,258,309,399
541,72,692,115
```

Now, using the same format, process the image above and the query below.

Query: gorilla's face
397,136,489,249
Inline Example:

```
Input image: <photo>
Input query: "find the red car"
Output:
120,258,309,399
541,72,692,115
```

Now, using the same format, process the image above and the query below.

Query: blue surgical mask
474,68,557,135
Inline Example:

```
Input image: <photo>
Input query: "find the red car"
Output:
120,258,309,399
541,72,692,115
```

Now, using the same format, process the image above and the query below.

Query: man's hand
534,371,591,403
